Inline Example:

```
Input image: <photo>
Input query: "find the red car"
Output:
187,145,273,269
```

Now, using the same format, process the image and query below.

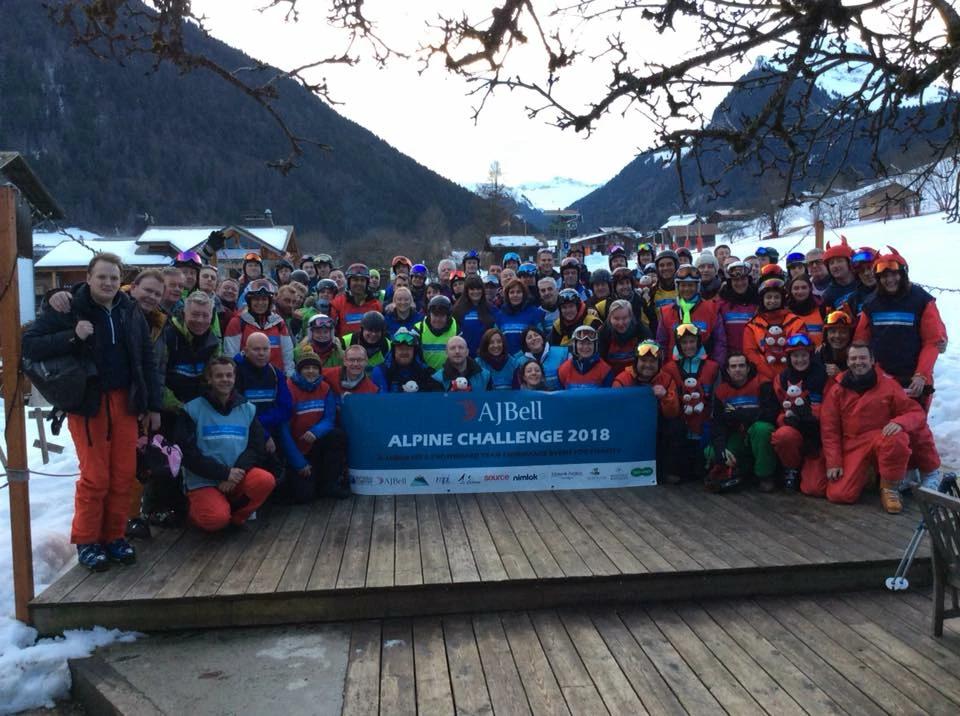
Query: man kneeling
177,357,276,531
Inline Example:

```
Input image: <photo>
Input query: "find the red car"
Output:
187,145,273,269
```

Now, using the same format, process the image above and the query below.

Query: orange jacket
820,367,927,471
742,309,805,384
612,368,681,418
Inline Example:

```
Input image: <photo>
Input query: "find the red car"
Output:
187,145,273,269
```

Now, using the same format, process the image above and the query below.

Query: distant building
569,227,641,256
34,237,170,293
858,183,921,222
486,235,545,263
659,214,717,247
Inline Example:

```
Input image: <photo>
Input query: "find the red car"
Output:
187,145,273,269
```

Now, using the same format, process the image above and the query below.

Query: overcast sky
195,1,730,192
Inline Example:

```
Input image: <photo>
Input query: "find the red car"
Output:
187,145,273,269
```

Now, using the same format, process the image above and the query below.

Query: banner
340,389,657,495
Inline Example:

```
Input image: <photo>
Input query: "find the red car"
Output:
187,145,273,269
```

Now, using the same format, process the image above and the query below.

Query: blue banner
340,389,657,494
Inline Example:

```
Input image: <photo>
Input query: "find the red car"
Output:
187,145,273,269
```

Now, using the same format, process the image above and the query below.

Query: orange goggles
825,310,851,326
636,341,661,358
874,259,903,274
243,252,262,262
675,323,700,337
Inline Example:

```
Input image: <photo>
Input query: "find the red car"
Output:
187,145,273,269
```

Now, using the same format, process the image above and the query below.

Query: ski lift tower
543,210,582,255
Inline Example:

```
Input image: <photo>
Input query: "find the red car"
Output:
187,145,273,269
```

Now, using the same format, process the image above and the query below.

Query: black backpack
21,353,97,412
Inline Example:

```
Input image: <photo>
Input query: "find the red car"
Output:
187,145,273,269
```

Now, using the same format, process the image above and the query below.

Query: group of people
22,232,947,572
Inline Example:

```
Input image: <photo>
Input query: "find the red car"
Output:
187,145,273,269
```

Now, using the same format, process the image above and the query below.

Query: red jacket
743,308,805,384
287,377,334,454
321,367,380,397
330,293,383,337
223,310,295,376
657,298,725,364
612,368,681,418
662,358,719,437
820,368,927,471
557,356,614,389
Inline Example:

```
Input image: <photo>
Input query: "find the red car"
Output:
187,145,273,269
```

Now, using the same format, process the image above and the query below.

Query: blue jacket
518,347,567,391
476,354,520,390
495,302,544,355
433,359,491,392
384,309,423,337
456,307,499,357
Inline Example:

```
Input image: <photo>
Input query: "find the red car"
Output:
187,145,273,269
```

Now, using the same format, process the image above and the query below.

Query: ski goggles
242,251,262,262
309,314,335,330
874,258,903,274
726,262,750,279
175,250,203,266
315,254,334,266
636,243,653,254
852,249,876,265
675,323,700,337
636,341,661,358
571,326,598,342
483,275,500,286
392,328,419,346
786,252,806,266
824,310,852,327
756,247,778,259
786,334,812,349
676,265,701,281
246,278,276,296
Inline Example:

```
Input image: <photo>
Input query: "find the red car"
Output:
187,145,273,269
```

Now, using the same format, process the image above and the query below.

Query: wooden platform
341,590,960,714
30,483,930,636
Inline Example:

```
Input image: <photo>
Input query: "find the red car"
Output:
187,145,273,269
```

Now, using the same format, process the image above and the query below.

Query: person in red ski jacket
330,263,383,337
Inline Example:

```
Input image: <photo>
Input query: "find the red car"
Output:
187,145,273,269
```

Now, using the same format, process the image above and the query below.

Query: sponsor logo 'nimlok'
512,473,538,481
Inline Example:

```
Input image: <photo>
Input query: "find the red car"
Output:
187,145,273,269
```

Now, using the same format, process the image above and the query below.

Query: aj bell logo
460,400,544,425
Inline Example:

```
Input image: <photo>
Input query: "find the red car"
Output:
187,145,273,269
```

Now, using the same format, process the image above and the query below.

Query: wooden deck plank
154,531,228,599
365,496,396,589
646,604,765,715
84,525,185,602
617,606,725,714
411,618,455,714
587,610,686,716
474,494,537,580
592,489,703,571
573,490,676,572
275,499,334,592
854,592,960,662
495,493,564,579
789,597,960,711
307,498,355,590
536,493,620,576
378,620,415,716
559,610,648,715
122,527,209,600
217,508,290,595
443,615,493,715
337,496,375,589
393,495,422,586
499,612,571,716
435,495,480,583
756,597,926,713
456,494,508,582
415,495,452,585
183,521,260,598
554,490,647,574
247,503,310,594
472,613,532,716
518,494,592,578
699,600,847,716
529,611,608,715
342,620,381,716
673,603,806,715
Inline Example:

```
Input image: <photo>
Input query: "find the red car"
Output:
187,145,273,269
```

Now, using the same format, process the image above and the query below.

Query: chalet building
486,235,545,263
569,227,642,256
858,183,921,222
34,237,169,294
659,214,718,247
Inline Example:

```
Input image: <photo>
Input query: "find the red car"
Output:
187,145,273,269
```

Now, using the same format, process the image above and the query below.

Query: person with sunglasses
661,323,720,483
743,275,806,384
299,313,345,368
223,278,296,377
370,328,442,393
716,261,758,355
785,275,825,347
804,247,831,299
770,334,829,493
613,340,683,484
820,341,940,513
557,325,614,389
706,351,779,492
816,310,854,379
854,247,947,413
657,263,726,364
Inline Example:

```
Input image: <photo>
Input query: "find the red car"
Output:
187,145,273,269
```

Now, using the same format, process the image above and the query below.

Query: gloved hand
206,230,227,251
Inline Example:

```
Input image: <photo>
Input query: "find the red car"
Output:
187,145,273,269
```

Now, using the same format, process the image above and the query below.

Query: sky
193,1,727,192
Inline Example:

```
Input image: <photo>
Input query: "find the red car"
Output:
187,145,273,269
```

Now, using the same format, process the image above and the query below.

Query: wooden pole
815,219,825,251
0,186,34,622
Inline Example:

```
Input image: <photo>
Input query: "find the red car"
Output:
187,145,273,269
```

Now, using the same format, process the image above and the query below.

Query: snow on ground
0,407,139,713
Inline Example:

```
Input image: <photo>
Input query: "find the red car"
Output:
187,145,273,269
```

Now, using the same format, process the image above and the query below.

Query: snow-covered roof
35,239,173,269
136,225,295,253
32,227,102,250
569,232,609,245
488,235,542,248
598,226,640,236
660,214,702,228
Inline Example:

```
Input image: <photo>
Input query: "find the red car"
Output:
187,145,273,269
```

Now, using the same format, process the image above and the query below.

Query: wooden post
815,219,825,250
0,185,34,622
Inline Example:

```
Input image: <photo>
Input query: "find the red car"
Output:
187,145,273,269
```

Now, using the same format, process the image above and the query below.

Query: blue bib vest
182,397,257,491
862,284,932,379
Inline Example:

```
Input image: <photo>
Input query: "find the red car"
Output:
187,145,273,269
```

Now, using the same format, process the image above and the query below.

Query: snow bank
0,407,139,713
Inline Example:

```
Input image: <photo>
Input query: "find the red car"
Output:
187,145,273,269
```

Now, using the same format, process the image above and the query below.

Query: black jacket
23,284,162,417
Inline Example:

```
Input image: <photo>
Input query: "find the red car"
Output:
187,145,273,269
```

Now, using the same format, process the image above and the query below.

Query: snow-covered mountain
514,177,603,211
